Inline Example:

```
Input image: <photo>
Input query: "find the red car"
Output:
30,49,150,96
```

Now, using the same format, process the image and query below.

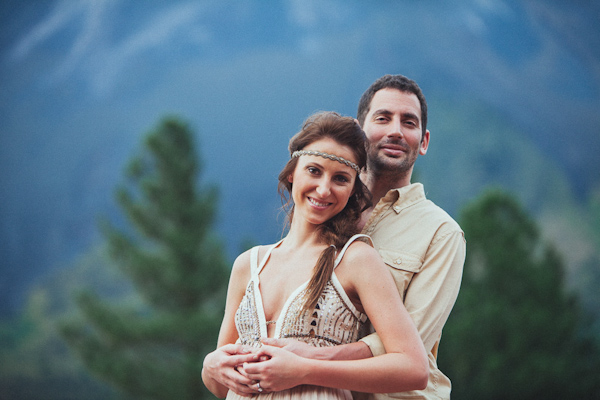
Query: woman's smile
308,196,332,208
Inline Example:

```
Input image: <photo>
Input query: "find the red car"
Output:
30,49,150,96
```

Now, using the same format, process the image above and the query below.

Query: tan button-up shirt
359,183,465,400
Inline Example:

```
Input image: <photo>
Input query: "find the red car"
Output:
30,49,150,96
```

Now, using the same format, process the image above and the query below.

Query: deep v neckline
249,234,371,339
252,240,311,339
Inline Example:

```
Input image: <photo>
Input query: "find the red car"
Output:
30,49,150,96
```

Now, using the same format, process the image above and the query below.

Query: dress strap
333,234,374,269
257,239,284,275
249,246,260,278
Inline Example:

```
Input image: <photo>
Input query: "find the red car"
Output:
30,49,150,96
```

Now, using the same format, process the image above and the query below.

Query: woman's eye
334,175,350,183
307,166,320,175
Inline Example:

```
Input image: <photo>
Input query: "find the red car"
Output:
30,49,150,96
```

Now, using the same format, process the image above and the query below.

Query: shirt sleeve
407,227,465,352
360,226,465,356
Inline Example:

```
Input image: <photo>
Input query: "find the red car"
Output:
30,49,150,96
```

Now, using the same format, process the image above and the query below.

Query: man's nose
387,118,403,138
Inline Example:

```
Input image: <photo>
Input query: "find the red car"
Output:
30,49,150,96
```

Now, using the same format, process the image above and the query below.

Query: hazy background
1,0,598,322
1,1,599,398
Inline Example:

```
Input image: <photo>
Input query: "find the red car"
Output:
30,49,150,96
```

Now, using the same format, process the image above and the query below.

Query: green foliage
590,187,600,245
439,189,600,399
0,273,118,400
580,187,600,334
60,117,229,399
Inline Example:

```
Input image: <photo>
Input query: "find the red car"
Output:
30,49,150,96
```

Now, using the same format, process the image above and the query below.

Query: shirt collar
379,182,426,214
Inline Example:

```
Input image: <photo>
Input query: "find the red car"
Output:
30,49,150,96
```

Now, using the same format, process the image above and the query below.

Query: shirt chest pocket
378,248,423,298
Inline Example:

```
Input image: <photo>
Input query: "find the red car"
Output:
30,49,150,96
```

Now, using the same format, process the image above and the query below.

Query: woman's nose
316,180,331,197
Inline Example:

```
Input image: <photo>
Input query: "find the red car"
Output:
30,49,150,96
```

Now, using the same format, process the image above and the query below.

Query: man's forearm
311,340,373,360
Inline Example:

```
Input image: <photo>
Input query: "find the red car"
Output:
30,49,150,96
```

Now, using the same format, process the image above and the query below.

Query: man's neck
363,171,411,207
358,173,411,232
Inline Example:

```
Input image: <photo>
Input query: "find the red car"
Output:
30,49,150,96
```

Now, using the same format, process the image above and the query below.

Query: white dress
226,234,372,400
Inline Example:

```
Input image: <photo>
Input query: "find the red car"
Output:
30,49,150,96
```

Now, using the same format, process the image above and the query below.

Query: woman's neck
283,218,324,250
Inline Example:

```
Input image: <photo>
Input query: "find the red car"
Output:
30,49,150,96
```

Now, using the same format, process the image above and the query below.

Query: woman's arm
242,243,428,393
201,250,259,398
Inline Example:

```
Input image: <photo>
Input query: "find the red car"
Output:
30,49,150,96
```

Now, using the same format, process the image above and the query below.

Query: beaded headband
291,150,361,174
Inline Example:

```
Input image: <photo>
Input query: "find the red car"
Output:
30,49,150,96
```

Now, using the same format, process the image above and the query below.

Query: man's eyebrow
372,109,393,117
403,112,420,122
372,109,421,124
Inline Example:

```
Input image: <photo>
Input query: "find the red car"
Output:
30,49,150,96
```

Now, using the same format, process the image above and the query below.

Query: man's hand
261,338,319,358
202,344,262,397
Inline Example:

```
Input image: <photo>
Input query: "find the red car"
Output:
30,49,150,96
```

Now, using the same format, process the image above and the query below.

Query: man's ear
420,129,430,155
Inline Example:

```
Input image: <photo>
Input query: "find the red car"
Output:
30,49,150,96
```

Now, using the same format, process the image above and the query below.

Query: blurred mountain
0,0,599,315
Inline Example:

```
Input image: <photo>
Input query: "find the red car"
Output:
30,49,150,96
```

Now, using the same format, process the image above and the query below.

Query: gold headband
291,150,361,174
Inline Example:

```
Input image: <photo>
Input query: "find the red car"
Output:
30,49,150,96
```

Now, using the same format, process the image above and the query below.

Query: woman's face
288,137,358,227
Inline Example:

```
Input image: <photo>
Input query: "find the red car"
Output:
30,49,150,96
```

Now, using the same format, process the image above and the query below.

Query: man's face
362,88,429,176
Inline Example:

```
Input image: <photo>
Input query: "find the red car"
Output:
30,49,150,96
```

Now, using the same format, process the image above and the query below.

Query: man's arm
261,337,374,360
362,228,465,356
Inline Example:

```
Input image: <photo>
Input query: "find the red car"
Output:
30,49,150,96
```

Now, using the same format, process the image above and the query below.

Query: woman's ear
287,174,293,183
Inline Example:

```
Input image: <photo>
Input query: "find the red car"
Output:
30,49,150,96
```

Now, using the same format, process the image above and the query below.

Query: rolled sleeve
359,331,385,357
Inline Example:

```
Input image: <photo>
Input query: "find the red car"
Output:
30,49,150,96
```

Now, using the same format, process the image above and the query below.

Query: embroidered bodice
234,235,370,348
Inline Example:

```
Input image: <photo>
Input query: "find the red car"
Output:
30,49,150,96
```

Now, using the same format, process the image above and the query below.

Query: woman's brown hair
277,111,372,313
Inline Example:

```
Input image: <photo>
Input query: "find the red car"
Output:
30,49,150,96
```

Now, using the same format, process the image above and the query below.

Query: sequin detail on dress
235,283,262,347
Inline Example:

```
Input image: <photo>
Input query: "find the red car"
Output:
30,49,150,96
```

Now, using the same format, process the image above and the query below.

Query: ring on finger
257,382,263,393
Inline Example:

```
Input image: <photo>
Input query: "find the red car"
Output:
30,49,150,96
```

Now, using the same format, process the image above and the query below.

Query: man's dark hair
356,74,428,138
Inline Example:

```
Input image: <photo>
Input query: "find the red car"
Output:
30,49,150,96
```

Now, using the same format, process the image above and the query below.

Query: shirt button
395,258,402,264
394,206,401,212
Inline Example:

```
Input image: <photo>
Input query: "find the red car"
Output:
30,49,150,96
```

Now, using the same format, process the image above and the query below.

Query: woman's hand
238,345,310,393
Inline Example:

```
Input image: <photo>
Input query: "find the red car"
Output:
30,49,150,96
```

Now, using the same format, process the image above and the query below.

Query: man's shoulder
398,190,462,234
393,184,460,228
419,198,462,231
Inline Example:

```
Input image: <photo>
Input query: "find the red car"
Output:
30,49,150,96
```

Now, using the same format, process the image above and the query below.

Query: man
348,74,465,399
203,74,465,399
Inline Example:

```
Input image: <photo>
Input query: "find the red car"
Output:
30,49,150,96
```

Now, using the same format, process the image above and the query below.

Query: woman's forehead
304,138,357,162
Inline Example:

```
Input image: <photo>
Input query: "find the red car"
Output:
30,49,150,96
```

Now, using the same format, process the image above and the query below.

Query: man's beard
366,141,418,177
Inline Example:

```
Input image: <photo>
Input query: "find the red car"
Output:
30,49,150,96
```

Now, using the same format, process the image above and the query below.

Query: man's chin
369,157,413,174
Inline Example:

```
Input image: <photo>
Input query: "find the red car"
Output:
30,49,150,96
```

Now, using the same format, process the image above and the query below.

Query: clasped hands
206,338,314,397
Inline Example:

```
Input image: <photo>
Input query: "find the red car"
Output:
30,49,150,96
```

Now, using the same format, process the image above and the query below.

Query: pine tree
60,117,229,399
439,189,600,399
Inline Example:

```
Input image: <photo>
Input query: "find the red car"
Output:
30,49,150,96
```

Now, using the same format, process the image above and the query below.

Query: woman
202,112,428,399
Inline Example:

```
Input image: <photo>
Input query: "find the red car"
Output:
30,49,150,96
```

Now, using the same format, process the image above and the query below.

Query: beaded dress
226,234,371,400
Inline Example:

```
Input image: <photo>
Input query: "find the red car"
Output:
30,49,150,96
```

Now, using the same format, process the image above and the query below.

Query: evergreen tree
439,189,600,399
60,117,229,399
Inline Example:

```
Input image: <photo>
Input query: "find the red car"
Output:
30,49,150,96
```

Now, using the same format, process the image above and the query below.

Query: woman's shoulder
335,236,387,294
338,236,381,267
231,243,279,274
